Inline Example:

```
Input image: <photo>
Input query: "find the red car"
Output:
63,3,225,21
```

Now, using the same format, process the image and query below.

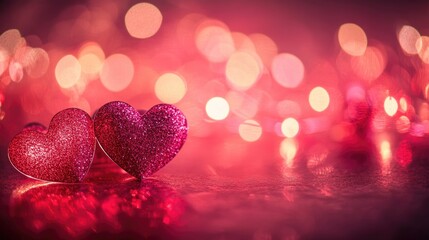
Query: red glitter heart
94,101,188,179
8,108,96,182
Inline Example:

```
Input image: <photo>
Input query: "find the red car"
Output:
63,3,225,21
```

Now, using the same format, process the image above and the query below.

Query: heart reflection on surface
9,175,186,239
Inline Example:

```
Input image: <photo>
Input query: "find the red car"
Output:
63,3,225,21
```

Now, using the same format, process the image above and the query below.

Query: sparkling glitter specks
94,101,188,180
8,108,96,183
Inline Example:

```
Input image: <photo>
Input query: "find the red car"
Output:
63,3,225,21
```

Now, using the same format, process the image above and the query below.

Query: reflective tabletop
2,149,429,239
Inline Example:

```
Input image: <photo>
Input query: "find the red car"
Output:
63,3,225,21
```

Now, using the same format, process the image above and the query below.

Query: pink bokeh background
1,0,429,177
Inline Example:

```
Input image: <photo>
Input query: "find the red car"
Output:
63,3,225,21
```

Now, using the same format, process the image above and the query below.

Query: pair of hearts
8,101,188,182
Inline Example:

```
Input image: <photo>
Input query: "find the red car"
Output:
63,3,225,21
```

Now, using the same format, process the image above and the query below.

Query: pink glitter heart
8,108,96,182
94,101,188,179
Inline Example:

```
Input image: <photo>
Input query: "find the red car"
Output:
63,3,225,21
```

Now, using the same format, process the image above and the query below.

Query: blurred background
4,1,429,239
1,0,429,177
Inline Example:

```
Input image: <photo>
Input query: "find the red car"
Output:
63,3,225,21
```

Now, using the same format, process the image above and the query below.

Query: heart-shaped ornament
94,101,188,179
8,108,96,182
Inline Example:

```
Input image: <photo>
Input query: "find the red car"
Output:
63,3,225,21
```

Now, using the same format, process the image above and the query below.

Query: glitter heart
94,101,188,179
8,108,96,182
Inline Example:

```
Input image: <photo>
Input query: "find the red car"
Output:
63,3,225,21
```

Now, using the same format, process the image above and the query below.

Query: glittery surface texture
8,108,96,182
94,101,188,179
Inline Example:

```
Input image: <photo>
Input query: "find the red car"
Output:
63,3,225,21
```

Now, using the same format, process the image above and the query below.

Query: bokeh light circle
396,115,410,133
416,36,429,64
350,46,386,82
309,86,330,112
9,61,23,82
281,117,299,138
280,138,298,165
399,97,408,112
100,54,134,92
225,51,261,91
206,97,230,120
79,53,102,75
155,73,187,104
125,3,163,39
0,29,24,55
238,119,262,142
78,42,105,77
338,23,367,56
398,25,421,55
55,55,81,89
271,53,305,88
0,48,8,76
21,47,50,78
384,96,398,117
196,25,235,62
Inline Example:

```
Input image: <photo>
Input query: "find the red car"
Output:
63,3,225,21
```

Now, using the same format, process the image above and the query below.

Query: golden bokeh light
338,23,367,56
380,140,392,162
9,61,23,82
78,42,105,77
399,97,408,112
398,25,421,55
309,86,330,112
55,55,81,89
271,53,305,88
281,117,299,138
416,36,429,63
225,51,261,91
351,46,385,82
155,73,187,104
78,42,105,60
238,119,262,142
196,25,235,62
100,53,134,92
125,2,163,39
396,115,410,133
0,48,9,76
384,96,398,117
280,138,298,168
79,54,102,75
0,29,25,55
22,47,50,78
206,97,230,120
